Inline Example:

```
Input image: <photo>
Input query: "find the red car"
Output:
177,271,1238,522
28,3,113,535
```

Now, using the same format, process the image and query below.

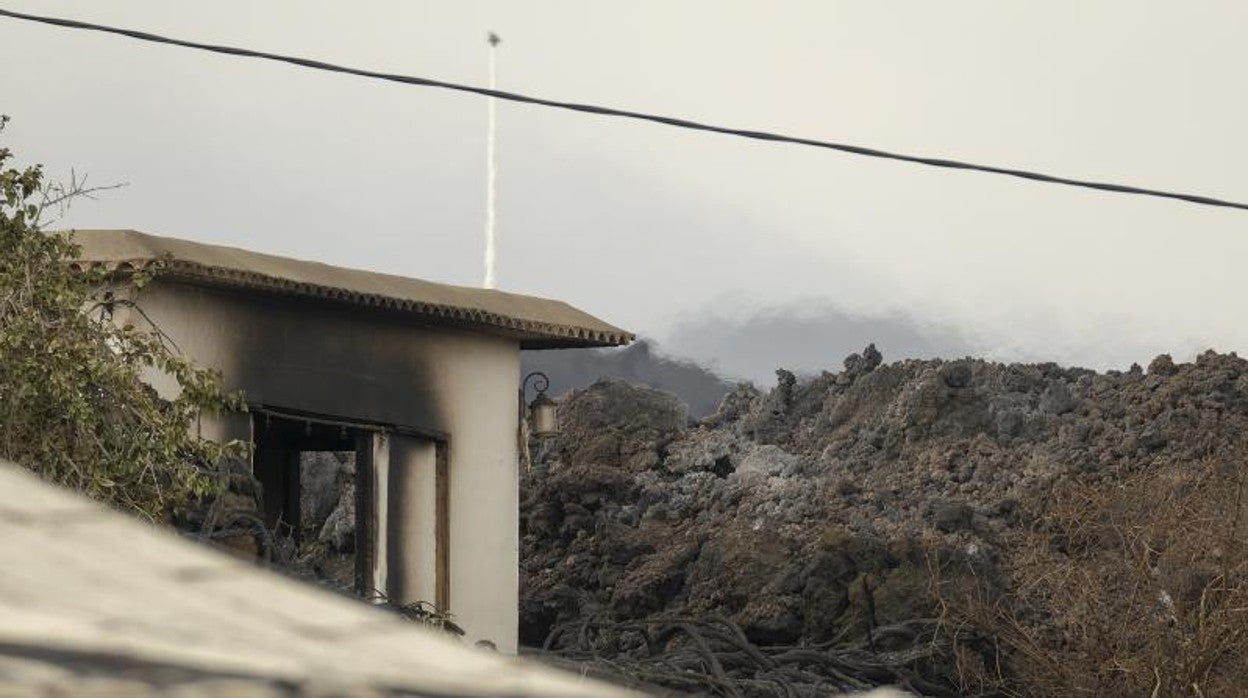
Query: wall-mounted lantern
521,371,559,438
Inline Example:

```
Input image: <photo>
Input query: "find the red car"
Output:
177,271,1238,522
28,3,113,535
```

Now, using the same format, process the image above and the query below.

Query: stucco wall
118,281,521,652
388,435,438,606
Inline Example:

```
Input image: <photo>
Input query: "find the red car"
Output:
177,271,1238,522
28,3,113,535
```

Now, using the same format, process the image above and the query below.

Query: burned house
69,229,632,652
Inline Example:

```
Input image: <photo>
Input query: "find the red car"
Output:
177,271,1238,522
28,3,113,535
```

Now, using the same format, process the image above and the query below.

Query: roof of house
0,460,637,697
64,229,632,350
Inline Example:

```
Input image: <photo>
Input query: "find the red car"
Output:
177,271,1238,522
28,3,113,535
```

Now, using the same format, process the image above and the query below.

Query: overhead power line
2,6,1246,212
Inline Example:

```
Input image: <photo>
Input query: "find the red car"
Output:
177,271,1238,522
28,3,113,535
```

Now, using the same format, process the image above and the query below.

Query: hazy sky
3,2,1246,382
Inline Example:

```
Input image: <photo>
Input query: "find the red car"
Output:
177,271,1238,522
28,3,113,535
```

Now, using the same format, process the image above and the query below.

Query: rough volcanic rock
521,347,1248,693
553,379,689,473
300,451,352,533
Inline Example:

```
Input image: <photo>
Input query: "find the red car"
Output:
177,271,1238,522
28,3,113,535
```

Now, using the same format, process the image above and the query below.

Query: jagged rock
940,361,973,388
932,500,974,532
734,444,800,476
554,379,687,473
1149,353,1178,376
1140,418,1170,451
775,369,797,403
520,351,1248,692
300,451,351,531
862,343,883,372
318,482,355,552
843,343,883,379
702,382,763,430
664,429,738,476
609,542,700,618
1040,381,1079,415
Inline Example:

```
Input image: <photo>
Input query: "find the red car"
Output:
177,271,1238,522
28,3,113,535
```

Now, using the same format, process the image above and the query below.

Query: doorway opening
252,412,365,592
250,408,451,609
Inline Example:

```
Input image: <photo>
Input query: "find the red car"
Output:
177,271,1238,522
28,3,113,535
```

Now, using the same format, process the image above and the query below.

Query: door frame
249,404,451,609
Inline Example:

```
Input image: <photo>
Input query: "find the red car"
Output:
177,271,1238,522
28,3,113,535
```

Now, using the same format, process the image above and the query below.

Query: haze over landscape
3,1,1246,382
9,4,1248,695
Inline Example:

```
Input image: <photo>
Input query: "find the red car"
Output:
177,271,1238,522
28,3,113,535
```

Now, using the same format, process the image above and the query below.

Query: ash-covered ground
521,347,1248,696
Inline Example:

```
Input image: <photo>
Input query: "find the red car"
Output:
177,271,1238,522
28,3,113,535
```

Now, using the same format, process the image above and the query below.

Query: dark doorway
253,414,355,536
252,412,367,592
250,410,451,606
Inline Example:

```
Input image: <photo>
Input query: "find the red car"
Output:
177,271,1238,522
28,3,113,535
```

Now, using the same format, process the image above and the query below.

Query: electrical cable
2,6,1245,212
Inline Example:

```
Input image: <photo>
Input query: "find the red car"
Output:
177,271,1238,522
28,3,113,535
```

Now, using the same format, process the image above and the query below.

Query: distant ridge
521,339,733,418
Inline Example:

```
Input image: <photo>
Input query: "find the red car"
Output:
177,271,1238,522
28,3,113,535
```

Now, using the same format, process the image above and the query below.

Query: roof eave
72,258,633,350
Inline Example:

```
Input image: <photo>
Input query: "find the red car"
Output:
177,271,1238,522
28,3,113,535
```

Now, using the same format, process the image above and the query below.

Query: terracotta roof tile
64,230,632,350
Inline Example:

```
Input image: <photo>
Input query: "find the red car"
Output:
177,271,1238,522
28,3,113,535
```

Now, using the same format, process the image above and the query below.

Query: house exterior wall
118,280,521,652
388,436,438,606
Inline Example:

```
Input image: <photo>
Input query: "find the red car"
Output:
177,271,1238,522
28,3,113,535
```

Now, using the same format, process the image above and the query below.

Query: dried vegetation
939,454,1248,696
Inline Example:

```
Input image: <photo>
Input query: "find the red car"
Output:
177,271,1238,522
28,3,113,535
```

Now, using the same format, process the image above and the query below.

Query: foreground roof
0,460,635,697
65,229,632,349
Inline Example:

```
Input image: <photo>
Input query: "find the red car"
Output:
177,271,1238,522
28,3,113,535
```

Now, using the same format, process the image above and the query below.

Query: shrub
938,453,1248,696
0,116,244,520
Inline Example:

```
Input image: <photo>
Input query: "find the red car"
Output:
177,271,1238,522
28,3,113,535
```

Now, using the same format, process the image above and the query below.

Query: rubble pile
521,347,1248,693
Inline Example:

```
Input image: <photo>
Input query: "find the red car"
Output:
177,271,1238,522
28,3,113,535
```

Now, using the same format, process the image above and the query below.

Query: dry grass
934,452,1248,697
